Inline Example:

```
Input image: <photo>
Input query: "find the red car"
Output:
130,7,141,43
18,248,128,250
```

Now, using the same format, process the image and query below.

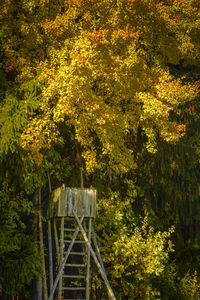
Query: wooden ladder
48,207,116,300
58,218,92,300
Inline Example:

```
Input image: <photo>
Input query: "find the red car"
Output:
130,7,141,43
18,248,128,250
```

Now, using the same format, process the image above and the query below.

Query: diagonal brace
48,214,84,300
72,208,117,300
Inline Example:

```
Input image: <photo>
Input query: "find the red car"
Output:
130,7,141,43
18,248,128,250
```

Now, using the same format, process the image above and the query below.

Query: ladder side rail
72,207,117,300
48,214,84,300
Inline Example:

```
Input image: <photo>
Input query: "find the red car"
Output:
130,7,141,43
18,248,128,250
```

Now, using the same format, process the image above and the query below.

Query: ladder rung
65,263,85,267
64,240,85,243
62,287,86,291
64,251,85,256
64,228,88,232
64,228,76,231
63,275,85,278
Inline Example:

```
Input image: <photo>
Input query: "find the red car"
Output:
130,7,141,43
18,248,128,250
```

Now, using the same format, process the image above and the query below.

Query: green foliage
1,0,200,298
0,187,41,298
93,189,174,299
0,79,41,154
180,271,200,300
151,265,200,300
109,219,174,299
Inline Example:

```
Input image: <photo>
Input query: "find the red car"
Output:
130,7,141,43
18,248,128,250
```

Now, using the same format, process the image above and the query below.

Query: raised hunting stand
47,186,116,300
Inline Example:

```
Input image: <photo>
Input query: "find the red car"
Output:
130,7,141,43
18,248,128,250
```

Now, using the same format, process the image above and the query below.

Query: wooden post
48,220,53,292
47,171,54,293
72,208,116,300
58,217,64,300
38,189,48,300
86,218,92,300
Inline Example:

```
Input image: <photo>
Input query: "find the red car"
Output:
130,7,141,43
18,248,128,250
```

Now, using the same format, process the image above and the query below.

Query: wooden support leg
53,218,60,263
58,217,64,300
92,225,112,300
72,208,116,300
48,219,53,292
86,217,92,300
39,189,48,300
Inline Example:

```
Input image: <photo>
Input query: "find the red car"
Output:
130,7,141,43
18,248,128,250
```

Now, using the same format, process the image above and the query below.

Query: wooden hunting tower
47,186,115,300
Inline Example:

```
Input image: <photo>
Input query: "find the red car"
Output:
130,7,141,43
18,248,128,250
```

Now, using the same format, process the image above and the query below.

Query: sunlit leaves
17,0,200,172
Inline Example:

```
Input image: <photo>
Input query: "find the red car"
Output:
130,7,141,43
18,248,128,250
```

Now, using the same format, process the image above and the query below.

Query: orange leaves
77,54,89,66
43,15,69,36
84,29,104,42
83,29,108,48
113,25,139,41
84,12,92,22
68,0,82,6
32,153,44,165
5,63,15,72
175,124,186,134
43,19,55,34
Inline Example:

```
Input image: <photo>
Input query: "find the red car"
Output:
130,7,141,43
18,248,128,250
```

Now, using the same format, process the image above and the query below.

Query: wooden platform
47,187,97,218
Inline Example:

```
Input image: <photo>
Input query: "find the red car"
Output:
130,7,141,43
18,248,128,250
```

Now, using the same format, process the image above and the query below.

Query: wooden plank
84,191,88,217
49,187,97,218
65,263,85,267
62,287,85,291
62,275,85,278
53,187,61,217
81,189,84,217
53,218,60,263
68,189,73,216
59,188,66,216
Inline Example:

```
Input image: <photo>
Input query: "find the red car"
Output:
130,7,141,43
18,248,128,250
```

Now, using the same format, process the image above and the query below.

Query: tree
21,0,200,173
1,0,200,298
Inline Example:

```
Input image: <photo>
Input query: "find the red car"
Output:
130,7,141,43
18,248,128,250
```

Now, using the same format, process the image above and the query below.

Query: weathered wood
48,220,53,292
48,215,84,300
72,208,116,300
80,167,84,189
47,187,97,218
86,218,92,300
38,189,48,300
47,172,54,292
58,217,64,300
92,225,106,274
53,218,60,263
92,225,112,300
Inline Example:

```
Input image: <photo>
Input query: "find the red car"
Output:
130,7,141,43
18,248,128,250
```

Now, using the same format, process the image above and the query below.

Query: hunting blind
47,186,116,300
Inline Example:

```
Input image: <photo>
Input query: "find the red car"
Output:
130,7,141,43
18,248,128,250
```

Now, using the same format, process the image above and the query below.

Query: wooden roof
47,186,97,218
